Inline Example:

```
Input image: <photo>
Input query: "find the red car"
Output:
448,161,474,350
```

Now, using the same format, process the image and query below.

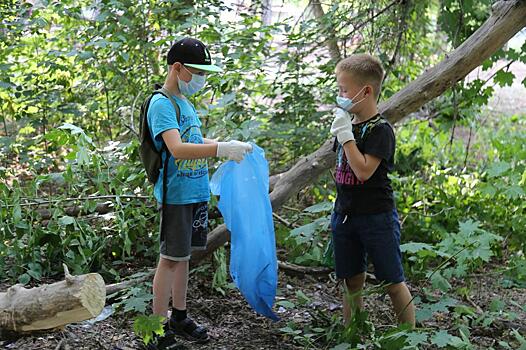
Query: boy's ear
365,85,374,98
170,62,182,74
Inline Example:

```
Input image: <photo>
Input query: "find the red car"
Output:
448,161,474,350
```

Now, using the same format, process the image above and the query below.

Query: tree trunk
308,0,341,62
0,270,105,333
262,0,272,26
189,0,526,264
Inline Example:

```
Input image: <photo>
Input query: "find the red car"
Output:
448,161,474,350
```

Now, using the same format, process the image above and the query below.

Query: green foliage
0,123,158,282
133,314,166,346
394,115,526,252
278,201,333,267
211,246,232,296
401,219,502,283
112,282,153,314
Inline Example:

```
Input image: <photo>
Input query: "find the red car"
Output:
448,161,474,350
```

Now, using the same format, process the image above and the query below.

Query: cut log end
1,273,106,333
80,273,106,318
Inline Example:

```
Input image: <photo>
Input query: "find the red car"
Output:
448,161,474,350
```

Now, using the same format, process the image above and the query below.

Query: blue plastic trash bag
210,143,279,321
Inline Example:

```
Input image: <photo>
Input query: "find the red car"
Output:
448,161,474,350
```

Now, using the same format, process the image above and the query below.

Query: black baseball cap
166,38,222,73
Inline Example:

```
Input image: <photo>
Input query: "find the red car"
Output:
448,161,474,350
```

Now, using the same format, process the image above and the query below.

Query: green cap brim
185,63,223,73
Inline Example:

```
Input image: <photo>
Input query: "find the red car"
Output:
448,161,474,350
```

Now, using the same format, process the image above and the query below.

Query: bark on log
33,200,220,221
37,202,113,220
106,270,155,296
189,0,526,264
0,270,105,332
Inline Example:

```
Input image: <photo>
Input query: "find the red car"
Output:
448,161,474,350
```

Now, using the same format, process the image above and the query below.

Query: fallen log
0,265,105,333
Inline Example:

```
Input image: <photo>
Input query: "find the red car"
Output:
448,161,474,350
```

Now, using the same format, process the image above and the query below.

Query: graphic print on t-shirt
174,113,207,179
335,146,364,186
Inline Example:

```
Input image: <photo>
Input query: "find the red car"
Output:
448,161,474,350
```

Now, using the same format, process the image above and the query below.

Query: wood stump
0,269,105,333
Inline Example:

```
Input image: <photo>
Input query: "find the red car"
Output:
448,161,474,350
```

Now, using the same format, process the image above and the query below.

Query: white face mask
178,65,206,96
337,86,366,111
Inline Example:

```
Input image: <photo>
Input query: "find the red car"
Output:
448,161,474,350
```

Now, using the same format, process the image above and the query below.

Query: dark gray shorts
159,202,208,261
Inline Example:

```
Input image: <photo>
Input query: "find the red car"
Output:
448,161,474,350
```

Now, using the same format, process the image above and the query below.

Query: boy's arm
162,129,217,159
162,130,252,162
330,108,382,181
203,137,218,144
152,99,250,161
341,142,382,182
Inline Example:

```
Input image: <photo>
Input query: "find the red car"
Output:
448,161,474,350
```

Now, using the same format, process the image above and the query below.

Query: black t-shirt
333,114,395,215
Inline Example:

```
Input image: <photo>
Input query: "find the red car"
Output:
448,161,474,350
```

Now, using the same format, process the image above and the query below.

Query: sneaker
145,330,186,350
169,317,209,344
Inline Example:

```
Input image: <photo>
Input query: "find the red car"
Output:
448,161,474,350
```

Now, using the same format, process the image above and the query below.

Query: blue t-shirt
147,93,210,205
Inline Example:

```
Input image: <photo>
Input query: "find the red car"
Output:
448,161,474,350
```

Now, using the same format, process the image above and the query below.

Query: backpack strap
359,115,388,140
151,85,182,210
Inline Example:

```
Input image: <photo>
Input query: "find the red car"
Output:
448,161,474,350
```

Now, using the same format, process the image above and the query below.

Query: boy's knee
345,272,366,291
386,281,407,296
159,257,185,270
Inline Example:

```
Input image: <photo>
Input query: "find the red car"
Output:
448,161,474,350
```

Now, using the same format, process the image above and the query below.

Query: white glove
330,108,355,145
216,140,253,162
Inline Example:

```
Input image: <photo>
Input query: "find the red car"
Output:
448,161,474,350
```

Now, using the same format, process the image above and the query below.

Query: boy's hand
330,108,355,144
217,140,253,162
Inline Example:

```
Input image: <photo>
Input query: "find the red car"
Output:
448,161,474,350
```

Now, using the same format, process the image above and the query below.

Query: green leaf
416,307,433,323
289,217,328,241
27,268,42,281
18,273,31,285
458,219,479,236
490,298,506,312
58,216,75,226
124,296,151,313
503,185,524,199
431,330,451,348
27,262,42,281
494,70,515,87
487,161,510,177
276,300,295,309
13,203,22,224
400,242,435,254
304,201,333,213
59,123,85,135
133,314,165,345
430,271,452,292
405,331,428,347
478,183,497,197
295,290,311,305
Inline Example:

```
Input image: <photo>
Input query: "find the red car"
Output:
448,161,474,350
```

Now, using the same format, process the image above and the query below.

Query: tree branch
190,0,526,265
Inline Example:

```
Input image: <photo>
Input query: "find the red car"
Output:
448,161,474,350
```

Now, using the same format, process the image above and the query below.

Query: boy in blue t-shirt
147,38,252,349
330,54,415,328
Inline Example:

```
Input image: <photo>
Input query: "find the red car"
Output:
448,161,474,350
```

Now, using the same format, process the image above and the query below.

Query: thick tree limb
0,268,105,333
189,0,526,265
381,0,526,124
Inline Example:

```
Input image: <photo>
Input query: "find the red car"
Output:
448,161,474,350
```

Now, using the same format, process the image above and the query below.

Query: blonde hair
335,54,384,99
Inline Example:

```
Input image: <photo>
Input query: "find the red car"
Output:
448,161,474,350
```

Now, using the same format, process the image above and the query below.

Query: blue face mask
178,65,206,96
337,86,366,111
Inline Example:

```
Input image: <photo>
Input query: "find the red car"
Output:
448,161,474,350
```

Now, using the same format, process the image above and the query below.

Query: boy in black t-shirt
330,54,415,327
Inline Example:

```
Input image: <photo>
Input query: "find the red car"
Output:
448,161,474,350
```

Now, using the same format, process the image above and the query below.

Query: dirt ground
1,260,525,350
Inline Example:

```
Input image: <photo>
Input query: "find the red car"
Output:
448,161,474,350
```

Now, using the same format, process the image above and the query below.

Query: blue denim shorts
331,209,405,284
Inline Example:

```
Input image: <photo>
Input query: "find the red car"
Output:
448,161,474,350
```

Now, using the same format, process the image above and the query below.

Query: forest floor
1,258,525,350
